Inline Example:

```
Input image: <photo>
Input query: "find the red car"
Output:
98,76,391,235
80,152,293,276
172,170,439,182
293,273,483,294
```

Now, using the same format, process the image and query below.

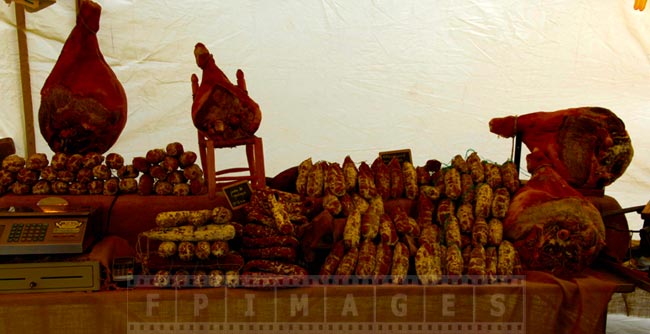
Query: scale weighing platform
0,209,101,293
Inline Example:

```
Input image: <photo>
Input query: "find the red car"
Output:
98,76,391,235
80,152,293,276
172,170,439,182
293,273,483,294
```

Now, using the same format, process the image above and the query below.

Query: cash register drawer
0,261,100,293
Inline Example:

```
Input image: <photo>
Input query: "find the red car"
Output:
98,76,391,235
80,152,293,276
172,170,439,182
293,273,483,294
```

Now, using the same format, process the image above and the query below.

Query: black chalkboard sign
222,181,253,209
379,149,412,165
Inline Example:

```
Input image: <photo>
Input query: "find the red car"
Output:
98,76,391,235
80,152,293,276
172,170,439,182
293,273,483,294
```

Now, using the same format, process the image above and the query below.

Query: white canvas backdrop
1,0,649,232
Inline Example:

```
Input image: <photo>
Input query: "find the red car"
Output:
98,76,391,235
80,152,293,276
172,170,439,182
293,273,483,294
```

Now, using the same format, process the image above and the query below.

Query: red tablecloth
0,268,628,334
0,194,634,334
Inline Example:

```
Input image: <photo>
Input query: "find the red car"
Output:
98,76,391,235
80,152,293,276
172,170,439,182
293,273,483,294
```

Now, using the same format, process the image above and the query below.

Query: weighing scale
0,208,102,293
0,210,97,255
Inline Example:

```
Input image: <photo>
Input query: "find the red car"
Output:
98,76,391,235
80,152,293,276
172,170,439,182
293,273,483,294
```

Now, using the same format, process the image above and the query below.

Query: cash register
0,197,101,293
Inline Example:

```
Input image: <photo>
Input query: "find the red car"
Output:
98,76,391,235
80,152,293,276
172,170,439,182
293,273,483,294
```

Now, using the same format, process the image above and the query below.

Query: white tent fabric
1,1,649,231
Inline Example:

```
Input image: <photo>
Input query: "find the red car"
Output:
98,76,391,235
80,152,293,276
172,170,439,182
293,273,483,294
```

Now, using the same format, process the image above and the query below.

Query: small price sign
378,149,412,165
222,181,253,209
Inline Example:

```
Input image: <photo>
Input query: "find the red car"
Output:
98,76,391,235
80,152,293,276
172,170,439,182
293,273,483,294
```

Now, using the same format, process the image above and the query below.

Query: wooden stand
641,201,650,226
198,132,265,199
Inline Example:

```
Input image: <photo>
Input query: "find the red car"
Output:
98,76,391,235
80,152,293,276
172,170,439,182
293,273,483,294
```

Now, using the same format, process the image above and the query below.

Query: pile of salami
130,142,205,196
239,188,309,287
139,189,311,289
139,206,244,288
0,142,206,196
299,152,523,284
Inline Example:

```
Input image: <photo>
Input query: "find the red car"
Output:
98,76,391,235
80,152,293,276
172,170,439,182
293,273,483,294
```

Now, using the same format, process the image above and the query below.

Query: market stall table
0,193,638,333
0,266,634,334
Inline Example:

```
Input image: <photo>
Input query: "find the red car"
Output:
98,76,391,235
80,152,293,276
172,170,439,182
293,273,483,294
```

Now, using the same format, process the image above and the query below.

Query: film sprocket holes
126,275,526,334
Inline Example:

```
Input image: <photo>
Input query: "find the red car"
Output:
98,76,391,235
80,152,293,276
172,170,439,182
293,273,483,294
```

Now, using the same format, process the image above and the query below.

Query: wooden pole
15,3,36,157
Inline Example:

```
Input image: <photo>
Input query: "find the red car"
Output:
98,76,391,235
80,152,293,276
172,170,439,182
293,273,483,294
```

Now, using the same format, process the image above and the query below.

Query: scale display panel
0,210,97,255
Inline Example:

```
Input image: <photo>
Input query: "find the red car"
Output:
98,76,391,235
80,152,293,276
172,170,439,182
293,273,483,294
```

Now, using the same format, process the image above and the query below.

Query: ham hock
504,149,606,276
489,106,633,189
191,43,262,142
490,107,634,273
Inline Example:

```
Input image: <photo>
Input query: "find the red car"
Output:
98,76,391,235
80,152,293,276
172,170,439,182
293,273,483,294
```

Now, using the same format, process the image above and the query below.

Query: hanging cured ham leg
191,43,261,141
39,0,127,155
489,107,633,189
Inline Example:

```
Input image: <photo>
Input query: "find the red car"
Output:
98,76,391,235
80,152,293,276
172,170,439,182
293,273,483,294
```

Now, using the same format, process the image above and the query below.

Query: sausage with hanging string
343,209,361,249
373,241,393,283
242,259,308,276
241,246,297,262
491,187,510,219
243,223,280,238
372,157,391,200
355,239,377,280
357,161,377,200
360,212,380,240
487,218,503,246
474,183,493,219
325,162,346,197
296,157,312,195
391,241,410,284
444,167,462,200
388,158,404,199
472,217,489,247
335,246,359,278
500,160,520,194
242,235,299,249
484,162,503,189
402,161,419,200
319,241,345,283
306,161,325,197
456,203,475,233
380,214,398,246
467,151,485,184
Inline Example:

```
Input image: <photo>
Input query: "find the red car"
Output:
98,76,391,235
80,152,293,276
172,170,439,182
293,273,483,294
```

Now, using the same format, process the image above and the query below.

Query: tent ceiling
1,1,649,231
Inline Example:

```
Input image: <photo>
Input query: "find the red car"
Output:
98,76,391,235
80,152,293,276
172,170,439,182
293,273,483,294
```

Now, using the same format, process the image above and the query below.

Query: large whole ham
191,43,262,141
489,107,633,189
504,150,606,276
39,0,127,155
